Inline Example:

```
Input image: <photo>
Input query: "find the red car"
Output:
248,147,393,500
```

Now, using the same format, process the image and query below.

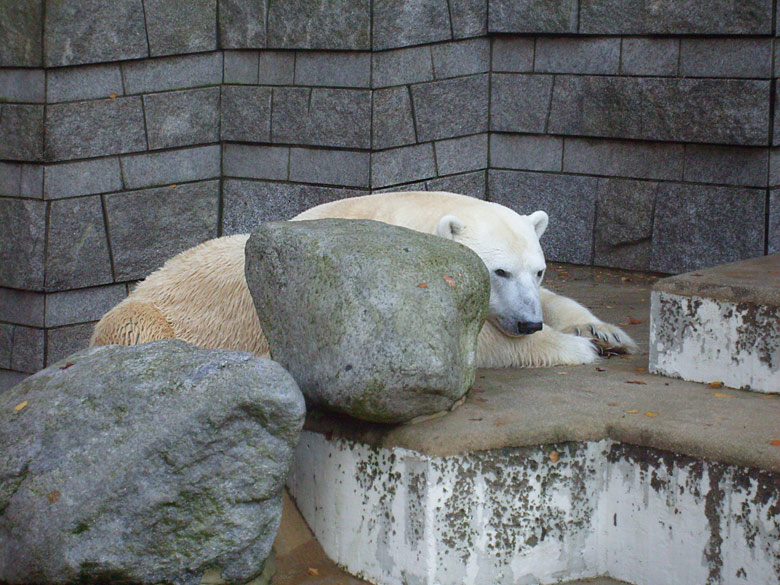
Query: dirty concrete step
649,254,780,394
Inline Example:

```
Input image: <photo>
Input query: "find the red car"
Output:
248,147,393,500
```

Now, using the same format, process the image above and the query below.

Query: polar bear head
435,204,548,337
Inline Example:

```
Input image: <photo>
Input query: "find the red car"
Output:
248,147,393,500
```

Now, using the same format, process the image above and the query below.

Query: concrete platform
649,254,780,393
274,264,780,585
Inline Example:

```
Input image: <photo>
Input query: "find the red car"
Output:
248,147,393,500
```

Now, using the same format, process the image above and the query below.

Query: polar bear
91,191,636,367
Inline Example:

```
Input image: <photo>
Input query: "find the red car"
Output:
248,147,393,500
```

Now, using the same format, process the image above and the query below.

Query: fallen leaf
472,397,488,403
108,92,117,99
60,362,74,370
307,568,320,576
443,275,456,287
13,401,28,412
170,184,177,188
48,490,61,503
645,411,659,417
635,367,646,372
707,381,724,389
494,422,506,427
628,317,642,325
557,371,569,375
607,402,620,406
625,380,647,385
417,283,428,288
549,451,559,463
771,440,780,446
713,392,732,399
626,409,639,414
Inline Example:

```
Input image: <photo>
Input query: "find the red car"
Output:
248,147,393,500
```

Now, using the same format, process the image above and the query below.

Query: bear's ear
435,215,465,239
529,210,548,238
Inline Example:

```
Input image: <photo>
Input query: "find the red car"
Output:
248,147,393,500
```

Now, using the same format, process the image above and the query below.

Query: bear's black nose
517,321,543,335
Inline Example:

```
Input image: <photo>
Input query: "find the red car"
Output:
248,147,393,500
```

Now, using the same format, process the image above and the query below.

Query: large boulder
0,340,305,585
245,219,489,423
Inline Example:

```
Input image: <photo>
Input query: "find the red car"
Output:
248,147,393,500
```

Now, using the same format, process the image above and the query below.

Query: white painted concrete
288,432,780,585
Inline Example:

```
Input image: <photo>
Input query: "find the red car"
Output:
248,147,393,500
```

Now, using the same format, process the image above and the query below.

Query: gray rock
0,104,44,161
143,87,220,150
258,51,295,85
294,52,371,88
46,64,123,103
431,39,490,79
620,38,679,76
0,162,43,199
122,53,222,94
223,144,289,181
289,148,370,188
267,0,370,49
144,0,217,57
0,323,11,369
435,134,488,176
44,284,126,328
372,45,433,88
411,75,489,142
8,326,43,374
679,38,772,79
221,85,272,143
121,145,222,190
562,137,684,181
0,288,45,329
44,157,122,200
0,340,305,585
372,0,451,50
218,0,267,48
372,86,417,150
490,134,563,172
449,0,487,38
0,69,45,103
488,0,577,33
44,323,95,366
0,1,43,67
683,145,769,187
224,51,260,84
371,143,437,189
491,38,535,72
0,370,28,394
535,37,620,74
427,171,487,199
490,74,553,134
245,219,489,423
0,199,46,290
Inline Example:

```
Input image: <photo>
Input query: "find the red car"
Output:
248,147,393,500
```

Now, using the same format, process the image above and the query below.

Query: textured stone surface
272,88,371,149
0,69,45,103
431,39,490,79
44,0,148,67
562,138,684,181
771,149,780,187
535,38,620,74
222,180,365,234
580,0,772,34
372,143,437,189
289,148,370,188
769,191,780,254
44,97,146,161
45,323,95,366
679,39,772,79
105,181,219,280
294,52,371,88
221,85,272,142
9,326,44,374
490,74,553,134
46,64,123,103
548,77,770,146
144,88,220,150
373,0,451,51
122,53,222,94
0,105,44,161
144,0,217,57
489,170,598,264
490,134,563,172
0,289,44,329
245,220,488,422
45,285,126,328
224,51,259,84
434,134,488,176
44,158,122,200
683,145,768,187
491,38,535,72
427,171,486,199
372,87,417,150
488,0,577,33
223,144,289,181
258,51,296,85
594,179,659,271
0,324,10,369
45,197,113,291
620,38,679,76
268,0,370,50
450,0,487,38
0,341,305,584
0,199,46,290
372,46,433,88
650,185,766,274
121,145,221,190
411,75,489,142
0,163,43,199
0,1,43,67
218,0,266,48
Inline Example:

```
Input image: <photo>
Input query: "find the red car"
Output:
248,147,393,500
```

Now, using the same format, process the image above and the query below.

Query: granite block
258,51,296,85
770,148,780,187
44,97,146,161
223,144,289,180
490,134,563,172
10,326,44,374
434,134,488,175
650,184,765,274
372,87,417,150
272,87,371,149
122,53,222,94
427,171,486,199
0,370,28,393
121,145,221,189
580,0,772,35
0,199,46,290
680,39,772,79
769,190,779,254
45,322,96,366
44,0,148,67
535,37,620,75
548,76,770,146
143,87,220,150
0,1,43,67
490,74,553,134
45,196,113,291
0,69,45,103
290,148,370,187
0,105,44,161
488,170,598,264
450,0,488,39
620,38,679,76
221,179,365,234
373,0,451,50
411,75,489,142
268,0,370,50
45,284,126,328
0,324,11,369
224,51,259,84
294,52,371,87
144,0,217,57
218,0,266,48
372,46,433,88
562,138,685,181
0,163,43,199
44,157,123,200
46,64,123,103
683,145,769,187
0,288,45,328
221,85,272,142
432,39,490,79
372,143,437,189
105,181,219,281
491,38,535,73
488,0,577,33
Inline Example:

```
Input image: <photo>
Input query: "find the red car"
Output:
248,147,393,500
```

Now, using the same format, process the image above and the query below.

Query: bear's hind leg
90,301,176,347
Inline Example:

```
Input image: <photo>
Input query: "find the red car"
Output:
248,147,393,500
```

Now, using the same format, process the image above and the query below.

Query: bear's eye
537,269,545,278
494,269,510,278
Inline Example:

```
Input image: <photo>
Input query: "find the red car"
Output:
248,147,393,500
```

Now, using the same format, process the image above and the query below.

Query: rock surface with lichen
245,218,490,423
0,340,305,585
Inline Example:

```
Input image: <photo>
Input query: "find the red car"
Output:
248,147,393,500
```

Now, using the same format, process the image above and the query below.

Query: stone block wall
0,0,776,388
